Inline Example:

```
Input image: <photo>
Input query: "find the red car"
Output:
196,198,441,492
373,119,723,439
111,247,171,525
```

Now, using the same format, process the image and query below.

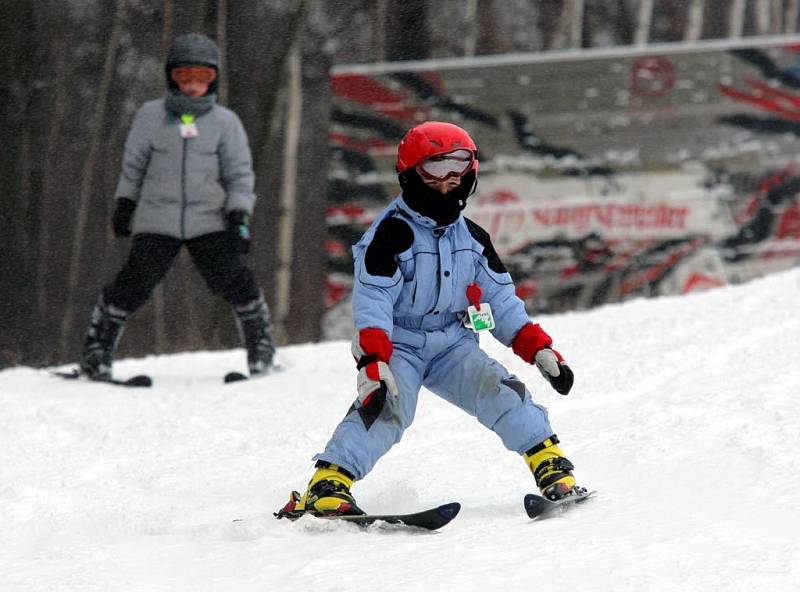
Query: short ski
52,369,152,388
524,488,596,520
275,498,460,531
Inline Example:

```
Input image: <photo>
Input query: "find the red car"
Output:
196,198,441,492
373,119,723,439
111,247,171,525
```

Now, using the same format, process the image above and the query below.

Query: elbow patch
364,217,414,277
465,217,508,274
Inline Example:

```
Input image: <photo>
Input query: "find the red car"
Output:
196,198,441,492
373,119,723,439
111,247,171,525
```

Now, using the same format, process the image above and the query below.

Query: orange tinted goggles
171,66,217,85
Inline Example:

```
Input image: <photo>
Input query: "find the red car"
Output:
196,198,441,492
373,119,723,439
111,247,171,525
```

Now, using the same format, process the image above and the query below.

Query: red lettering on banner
470,201,693,244
673,207,689,229
533,209,553,225
572,206,592,230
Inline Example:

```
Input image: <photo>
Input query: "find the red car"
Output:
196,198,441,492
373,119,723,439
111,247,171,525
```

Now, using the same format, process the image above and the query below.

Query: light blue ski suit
314,195,554,480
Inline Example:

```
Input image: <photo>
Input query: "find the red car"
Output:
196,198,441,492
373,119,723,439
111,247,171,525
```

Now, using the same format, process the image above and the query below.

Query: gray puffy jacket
114,98,256,239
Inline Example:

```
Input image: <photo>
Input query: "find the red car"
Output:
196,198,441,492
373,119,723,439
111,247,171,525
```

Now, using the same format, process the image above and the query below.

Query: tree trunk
385,0,429,61
569,0,585,48
216,0,228,105
285,5,333,344
786,0,800,34
728,0,746,37
59,0,128,360
684,0,705,41
634,0,654,45
275,45,302,344
538,0,563,50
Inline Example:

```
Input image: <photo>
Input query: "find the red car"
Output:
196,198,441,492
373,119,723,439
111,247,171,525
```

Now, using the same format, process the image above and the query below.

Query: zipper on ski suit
180,135,188,239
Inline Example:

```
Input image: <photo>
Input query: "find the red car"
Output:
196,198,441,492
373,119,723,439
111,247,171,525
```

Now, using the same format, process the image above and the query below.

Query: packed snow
2,268,799,591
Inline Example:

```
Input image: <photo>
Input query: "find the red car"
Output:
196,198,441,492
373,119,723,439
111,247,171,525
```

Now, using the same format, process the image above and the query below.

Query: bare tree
685,0,705,41
59,0,128,359
374,0,388,60
786,0,800,33
634,0,654,45
275,45,302,343
285,1,336,344
385,0,430,61
476,0,513,54
755,0,773,35
538,0,564,50
728,0,746,37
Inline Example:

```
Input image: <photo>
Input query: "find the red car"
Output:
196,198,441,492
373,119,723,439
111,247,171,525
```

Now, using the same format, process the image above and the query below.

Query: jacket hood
165,33,220,96
166,33,220,69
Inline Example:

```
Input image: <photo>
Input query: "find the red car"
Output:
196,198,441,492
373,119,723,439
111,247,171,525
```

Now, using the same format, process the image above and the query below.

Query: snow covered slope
2,269,799,592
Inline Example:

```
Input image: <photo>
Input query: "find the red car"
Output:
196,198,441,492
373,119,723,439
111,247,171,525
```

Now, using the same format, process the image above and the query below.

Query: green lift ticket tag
466,303,495,332
179,113,198,138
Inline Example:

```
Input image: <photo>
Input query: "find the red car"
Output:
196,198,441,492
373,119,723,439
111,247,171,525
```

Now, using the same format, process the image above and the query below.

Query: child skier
79,33,275,381
278,121,580,518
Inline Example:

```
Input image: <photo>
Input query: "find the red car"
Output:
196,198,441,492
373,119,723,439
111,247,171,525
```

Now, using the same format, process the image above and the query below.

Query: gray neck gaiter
165,89,216,116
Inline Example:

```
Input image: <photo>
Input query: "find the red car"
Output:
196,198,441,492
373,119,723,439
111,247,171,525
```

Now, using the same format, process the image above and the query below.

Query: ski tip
52,369,81,379
125,374,153,387
436,502,461,520
224,371,249,384
523,493,549,518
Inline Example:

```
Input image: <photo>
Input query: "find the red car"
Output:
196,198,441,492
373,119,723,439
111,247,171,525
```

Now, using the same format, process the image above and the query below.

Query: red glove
512,323,574,395
351,328,399,405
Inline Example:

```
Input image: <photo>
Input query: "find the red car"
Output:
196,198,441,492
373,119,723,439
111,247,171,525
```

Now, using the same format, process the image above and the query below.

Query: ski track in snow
2,269,800,591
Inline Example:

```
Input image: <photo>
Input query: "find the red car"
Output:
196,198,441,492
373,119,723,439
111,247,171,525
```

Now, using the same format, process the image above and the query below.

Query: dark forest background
1,0,795,368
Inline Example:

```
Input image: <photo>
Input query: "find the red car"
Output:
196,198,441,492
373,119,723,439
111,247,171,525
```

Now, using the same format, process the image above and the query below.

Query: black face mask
399,169,477,226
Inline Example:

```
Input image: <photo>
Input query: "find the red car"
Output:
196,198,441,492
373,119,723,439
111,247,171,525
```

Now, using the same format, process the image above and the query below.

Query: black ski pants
103,232,261,314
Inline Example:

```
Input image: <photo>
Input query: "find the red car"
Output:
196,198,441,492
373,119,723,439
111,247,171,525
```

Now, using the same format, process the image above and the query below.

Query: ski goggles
416,149,475,182
171,66,217,85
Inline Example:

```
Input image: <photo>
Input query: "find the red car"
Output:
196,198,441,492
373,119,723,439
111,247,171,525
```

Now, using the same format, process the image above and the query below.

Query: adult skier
79,33,275,381
279,121,580,518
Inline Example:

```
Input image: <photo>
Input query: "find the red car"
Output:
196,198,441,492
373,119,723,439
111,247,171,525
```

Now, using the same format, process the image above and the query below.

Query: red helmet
396,121,478,177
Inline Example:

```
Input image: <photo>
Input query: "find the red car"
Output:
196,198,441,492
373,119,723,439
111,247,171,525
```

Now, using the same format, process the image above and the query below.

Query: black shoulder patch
372,217,414,254
364,217,414,277
465,217,508,274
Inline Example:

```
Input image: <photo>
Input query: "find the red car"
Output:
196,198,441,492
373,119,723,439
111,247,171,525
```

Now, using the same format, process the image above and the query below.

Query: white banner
467,172,735,255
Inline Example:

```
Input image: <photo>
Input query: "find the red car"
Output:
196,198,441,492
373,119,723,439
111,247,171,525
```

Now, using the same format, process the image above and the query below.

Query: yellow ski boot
276,462,364,519
524,435,578,501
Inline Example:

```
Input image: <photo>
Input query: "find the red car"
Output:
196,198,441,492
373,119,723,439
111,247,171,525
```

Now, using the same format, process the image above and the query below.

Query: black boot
234,296,275,375
80,295,129,380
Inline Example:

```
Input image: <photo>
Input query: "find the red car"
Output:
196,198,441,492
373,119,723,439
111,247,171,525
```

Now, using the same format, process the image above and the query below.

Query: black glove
534,349,575,395
512,323,575,395
112,198,137,238
226,210,251,254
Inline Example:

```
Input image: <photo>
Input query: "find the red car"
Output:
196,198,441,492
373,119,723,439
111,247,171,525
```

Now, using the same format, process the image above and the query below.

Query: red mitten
352,327,394,363
512,323,552,362
512,323,574,396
